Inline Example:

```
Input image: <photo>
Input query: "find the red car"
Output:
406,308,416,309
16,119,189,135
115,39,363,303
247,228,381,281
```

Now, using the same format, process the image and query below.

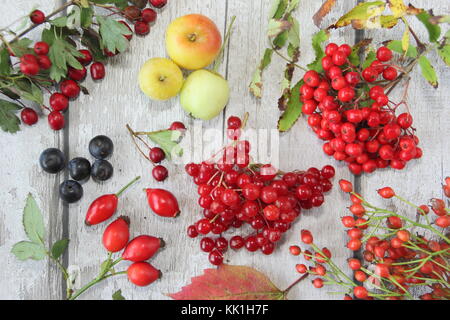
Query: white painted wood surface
0,0,448,300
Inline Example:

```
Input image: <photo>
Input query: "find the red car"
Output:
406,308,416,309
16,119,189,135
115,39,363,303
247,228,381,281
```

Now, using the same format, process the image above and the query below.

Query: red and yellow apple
165,14,222,70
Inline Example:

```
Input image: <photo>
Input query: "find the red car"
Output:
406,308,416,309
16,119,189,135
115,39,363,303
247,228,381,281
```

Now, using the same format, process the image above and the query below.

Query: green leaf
418,55,438,88
14,79,44,104
51,239,69,259
249,49,273,98
348,39,372,66
0,48,12,75
269,0,288,20
81,28,107,62
11,241,46,261
362,49,376,69
401,27,410,54
92,0,128,10
0,99,21,133
286,0,300,13
9,38,33,57
112,289,126,300
97,15,131,54
80,7,94,28
331,1,386,28
272,31,288,48
147,130,183,160
278,80,303,132
387,40,418,58
416,12,441,43
267,19,291,38
48,38,83,82
437,45,450,66
287,16,300,48
23,194,45,245
307,30,329,72
51,16,68,27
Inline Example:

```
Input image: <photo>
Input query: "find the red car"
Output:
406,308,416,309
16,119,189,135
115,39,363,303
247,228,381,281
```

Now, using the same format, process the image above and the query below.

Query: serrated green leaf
331,1,386,28
437,45,450,66
23,194,45,245
278,80,303,132
418,55,438,88
362,49,376,69
14,79,43,104
80,7,94,28
307,30,329,72
9,38,33,57
0,99,21,133
11,241,46,261
416,12,441,43
249,49,273,98
81,28,107,62
0,48,12,75
112,289,126,300
387,40,418,58
51,239,69,259
97,16,131,54
287,16,300,48
48,38,83,82
148,130,183,160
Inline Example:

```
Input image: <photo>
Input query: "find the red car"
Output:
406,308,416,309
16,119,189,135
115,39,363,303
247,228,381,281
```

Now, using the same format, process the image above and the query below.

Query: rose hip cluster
289,178,449,300
185,115,336,266
301,43,421,175
21,2,167,131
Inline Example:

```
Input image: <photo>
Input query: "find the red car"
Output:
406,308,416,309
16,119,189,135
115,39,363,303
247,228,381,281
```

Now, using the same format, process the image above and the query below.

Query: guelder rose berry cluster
289,178,449,300
301,44,421,175
185,115,336,266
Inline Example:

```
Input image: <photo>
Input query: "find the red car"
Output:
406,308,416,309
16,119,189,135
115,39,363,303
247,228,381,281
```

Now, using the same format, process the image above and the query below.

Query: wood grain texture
0,0,448,300
0,0,66,300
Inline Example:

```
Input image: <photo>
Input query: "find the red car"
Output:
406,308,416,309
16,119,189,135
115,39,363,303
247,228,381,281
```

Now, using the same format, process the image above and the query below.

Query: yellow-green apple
165,14,222,70
138,58,183,100
180,70,230,120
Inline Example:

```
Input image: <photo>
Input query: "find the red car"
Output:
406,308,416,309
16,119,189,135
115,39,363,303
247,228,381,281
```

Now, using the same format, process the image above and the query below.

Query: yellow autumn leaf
331,1,386,28
388,0,407,17
402,27,410,55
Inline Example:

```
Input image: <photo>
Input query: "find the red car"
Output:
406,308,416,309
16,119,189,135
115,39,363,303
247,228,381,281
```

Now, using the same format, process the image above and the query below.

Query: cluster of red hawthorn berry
184,115,336,266
289,178,449,300
20,1,167,131
301,43,421,175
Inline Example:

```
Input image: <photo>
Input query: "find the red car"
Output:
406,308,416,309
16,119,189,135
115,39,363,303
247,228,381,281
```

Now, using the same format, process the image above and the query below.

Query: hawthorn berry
21,108,38,126
30,10,45,24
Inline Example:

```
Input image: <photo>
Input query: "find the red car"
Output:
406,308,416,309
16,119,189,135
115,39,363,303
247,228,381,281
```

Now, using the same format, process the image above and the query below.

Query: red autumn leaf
313,0,337,27
168,265,286,300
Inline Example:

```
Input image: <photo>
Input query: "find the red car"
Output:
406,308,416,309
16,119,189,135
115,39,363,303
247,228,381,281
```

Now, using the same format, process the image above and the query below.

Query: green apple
180,70,230,120
138,58,183,100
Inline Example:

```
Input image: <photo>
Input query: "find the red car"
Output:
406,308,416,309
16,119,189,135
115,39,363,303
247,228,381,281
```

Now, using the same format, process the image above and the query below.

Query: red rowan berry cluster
290,178,449,300
185,115,336,266
301,43,421,175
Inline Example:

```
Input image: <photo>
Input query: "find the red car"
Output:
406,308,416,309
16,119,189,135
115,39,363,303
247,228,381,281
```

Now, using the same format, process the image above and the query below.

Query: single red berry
296,264,307,273
60,80,80,98
303,70,320,87
230,236,245,249
347,239,362,251
383,66,397,80
90,62,105,80
48,111,65,130
30,10,45,24
49,93,69,112
37,55,52,70
34,41,49,55
20,108,38,125
68,66,87,81
127,262,161,286
339,179,353,193
77,49,93,65
187,225,198,238
325,43,338,56
312,278,324,288
377,47,392,62
348,258,361,270
397,113,413,129
362,67,378,82
301,229,313,244
208,249,223,266
289,245,301,256
149,0,167,8
353,286,368,299
149,147,165,163
152,165,168,181
20,59,39,76
169,121,186,131
102,217,130,252
134,21,150,36
122,235,164,262
377,187,395,199
200,237,215,252
142,8,157,23
227,116,242,129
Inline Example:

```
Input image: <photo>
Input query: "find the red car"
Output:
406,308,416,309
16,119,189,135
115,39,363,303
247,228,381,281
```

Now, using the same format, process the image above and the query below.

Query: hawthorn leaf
418,55,438,88
330,1,386,29
307,30,329,72
416,11,441,43
80,7,94,28
278,80,303,132
313,0,337,27
249,49,273,98
51,239,69,259
11,241,46,261
437,45,450,66
287,16,300,48
97,15,131,53
8,38,33,57
0,48,12,75
23,194,45,244
81,28,107,62
147,130,183,160
0,99,21,133
168,265,285,300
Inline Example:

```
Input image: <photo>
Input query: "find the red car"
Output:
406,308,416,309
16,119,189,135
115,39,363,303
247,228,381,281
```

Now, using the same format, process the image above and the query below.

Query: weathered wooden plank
0,0,66,300
65,0,228,300
223,0,357,300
